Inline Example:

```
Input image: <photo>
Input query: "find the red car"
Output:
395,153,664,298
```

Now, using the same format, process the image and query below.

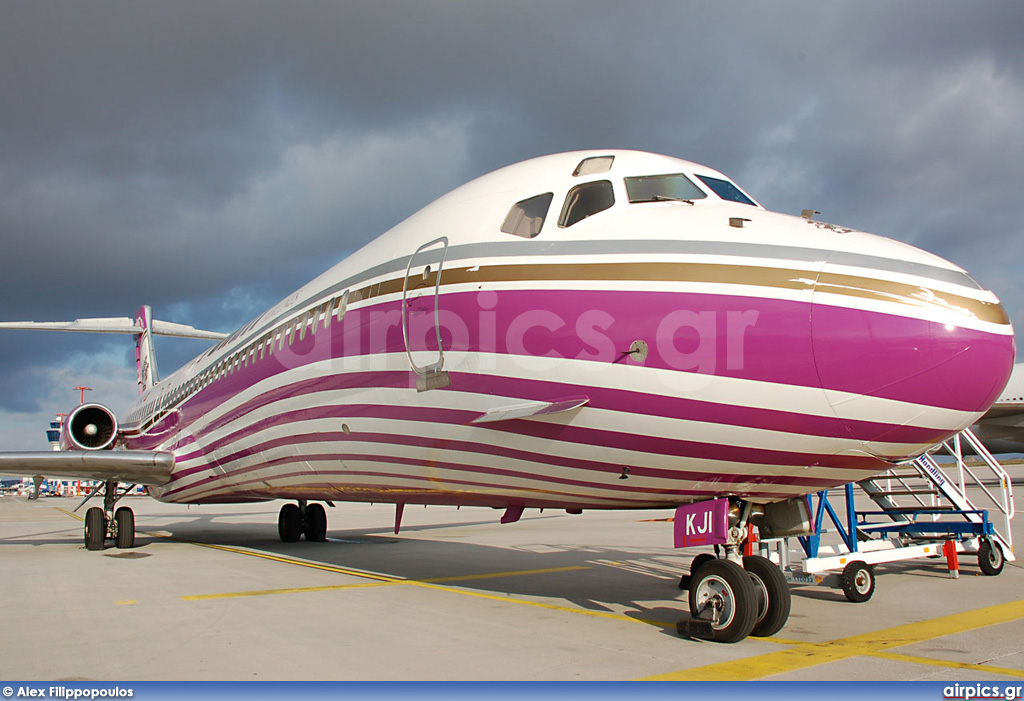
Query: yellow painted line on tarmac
423,565,588,584
409,579,673,627
57,506,662,627
179,543,660,625
56,507,605,619
54,506,83,521
182,565,590,601
641,599,1024,681
55,507,401,582
177,540,400,581
179,543,661,625
176,541,659,626
869,652,1024,680
49,503,1024,671
184,580,394,601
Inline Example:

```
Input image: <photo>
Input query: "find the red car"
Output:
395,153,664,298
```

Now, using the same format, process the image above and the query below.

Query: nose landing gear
676,498,799,643
683,558,758,643
679,551,792,643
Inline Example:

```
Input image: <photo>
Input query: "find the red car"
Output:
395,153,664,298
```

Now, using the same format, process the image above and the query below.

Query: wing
971,402,1024,453
0,317,226,340
0,451,174,485
977,402,1024,422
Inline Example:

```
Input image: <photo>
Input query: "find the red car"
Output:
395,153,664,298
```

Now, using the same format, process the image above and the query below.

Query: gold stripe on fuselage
347,261,1008,327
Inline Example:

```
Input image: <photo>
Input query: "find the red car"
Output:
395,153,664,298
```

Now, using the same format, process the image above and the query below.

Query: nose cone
810,241,1015,455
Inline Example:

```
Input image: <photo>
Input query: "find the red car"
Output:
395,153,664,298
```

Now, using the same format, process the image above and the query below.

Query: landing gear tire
978,539,1005,576
687,559,758,643
85,507,106,551
841,561,875,603
679,553,717,590
278,503,302,542
304,503,328,542
115,507,135,549
743,555,791,637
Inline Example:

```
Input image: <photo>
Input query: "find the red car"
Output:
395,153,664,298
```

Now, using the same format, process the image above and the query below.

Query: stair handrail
952,429,1014,517
937,428,1014,550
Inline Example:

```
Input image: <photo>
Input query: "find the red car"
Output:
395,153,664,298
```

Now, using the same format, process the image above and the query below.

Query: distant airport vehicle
0,150,1014,642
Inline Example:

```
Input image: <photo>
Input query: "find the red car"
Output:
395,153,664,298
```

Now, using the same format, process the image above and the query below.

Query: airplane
973,362,1024,453
0,149,1015,643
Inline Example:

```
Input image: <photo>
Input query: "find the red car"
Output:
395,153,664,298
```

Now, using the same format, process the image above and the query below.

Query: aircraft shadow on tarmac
6,504,1013,640
70,509,697,635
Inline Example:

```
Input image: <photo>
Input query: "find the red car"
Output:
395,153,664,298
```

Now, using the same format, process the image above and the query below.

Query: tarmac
1,484,1022,682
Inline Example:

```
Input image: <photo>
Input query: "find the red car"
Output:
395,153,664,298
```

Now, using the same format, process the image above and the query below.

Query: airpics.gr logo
944,684,1024,700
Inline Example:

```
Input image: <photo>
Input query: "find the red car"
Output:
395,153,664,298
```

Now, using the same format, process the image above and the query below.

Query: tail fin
133,305,159,394
0,307,228,396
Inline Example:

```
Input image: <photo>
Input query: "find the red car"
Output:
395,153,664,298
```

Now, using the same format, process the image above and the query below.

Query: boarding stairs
855,427,1015,561
763,427,1015,602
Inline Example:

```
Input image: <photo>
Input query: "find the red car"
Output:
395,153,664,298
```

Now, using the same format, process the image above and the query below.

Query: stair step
860,476,928,484
873,505,959,512
868,488,940,496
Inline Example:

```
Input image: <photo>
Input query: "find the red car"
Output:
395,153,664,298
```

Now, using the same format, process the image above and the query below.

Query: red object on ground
943,539,960,579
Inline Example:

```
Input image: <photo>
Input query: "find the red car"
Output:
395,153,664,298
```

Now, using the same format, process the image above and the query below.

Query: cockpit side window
695,175,757,206
625,174,707,204
500,192,553,238
558,180,614,228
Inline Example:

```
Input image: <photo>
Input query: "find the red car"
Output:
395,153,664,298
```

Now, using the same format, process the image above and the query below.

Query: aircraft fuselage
116,151,1014,510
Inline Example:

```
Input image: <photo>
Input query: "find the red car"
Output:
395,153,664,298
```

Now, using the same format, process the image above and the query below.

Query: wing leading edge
0,451,174,485
0,317,226,340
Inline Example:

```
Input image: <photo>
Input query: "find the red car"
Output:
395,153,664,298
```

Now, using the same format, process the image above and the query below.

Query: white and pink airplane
0,150,1014,642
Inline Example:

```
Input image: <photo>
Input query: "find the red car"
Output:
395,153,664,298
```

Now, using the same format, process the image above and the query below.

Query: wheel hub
693,575,736,629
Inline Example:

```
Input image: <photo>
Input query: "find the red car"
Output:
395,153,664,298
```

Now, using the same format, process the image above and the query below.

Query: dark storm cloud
1,1,1022,447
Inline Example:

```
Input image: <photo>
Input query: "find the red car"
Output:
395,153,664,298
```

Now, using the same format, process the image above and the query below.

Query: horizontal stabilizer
471,396,589,424
0,318,226,340
0,451,174,485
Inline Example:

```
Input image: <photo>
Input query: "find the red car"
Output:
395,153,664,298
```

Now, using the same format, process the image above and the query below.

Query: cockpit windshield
695,175,757,206
625,174,707,204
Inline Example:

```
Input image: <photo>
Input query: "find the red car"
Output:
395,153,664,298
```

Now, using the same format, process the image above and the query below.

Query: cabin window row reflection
133,290,351,427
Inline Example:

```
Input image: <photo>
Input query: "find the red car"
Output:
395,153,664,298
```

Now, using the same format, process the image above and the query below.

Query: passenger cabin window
695,175,756,206
559,180,614,228
625,174,707,204
572,155,614,176
500,193,553,238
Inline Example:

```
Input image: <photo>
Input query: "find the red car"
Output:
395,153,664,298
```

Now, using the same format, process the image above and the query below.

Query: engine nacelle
60,403,119,451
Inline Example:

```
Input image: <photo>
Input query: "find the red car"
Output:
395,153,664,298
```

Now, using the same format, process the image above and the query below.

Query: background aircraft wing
978,403,1024,422
0,451,174,485
971,402,1024,454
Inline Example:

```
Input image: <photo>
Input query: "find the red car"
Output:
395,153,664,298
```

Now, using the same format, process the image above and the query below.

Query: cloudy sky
1,1,1022,449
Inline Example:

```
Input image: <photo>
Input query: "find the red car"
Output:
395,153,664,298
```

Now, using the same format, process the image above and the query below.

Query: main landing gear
83,480,136,551
278,500,328,542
